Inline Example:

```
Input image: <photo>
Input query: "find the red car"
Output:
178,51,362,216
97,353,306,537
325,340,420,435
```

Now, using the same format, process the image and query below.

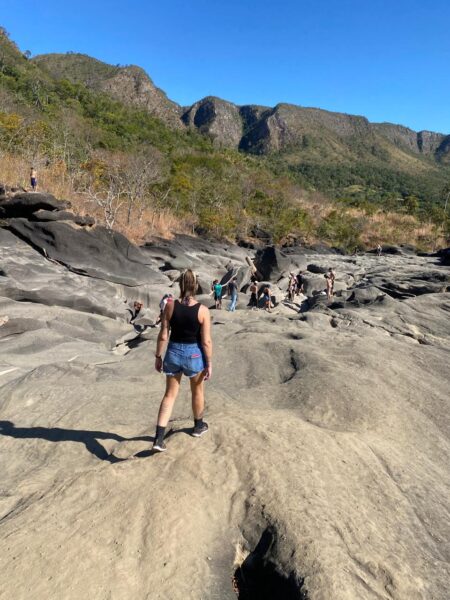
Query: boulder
345,286,387,306
303,275,327,297
6,219,168,287
254,246,292,281
237,238,256,249
0,193,70,218
307,242,343,254
277,276,289,292
437,247,450,266
307,263,328,274
31,209,95,226
164,255,193,271
164,269,181,282
220,265,252,292
370,270,449,298
250,226,272,244
380,245,403,255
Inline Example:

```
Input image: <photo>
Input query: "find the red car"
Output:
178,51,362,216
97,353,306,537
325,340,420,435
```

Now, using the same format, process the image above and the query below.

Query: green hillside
31,45,450,207
0,27,449,249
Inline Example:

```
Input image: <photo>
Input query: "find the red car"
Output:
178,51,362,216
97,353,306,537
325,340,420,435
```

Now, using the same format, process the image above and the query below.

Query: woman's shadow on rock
0,420,152,464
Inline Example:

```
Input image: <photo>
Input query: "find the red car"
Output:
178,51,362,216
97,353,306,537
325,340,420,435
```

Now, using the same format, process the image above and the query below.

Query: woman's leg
190,371,209,437
190,371,205,419
156,374,182,427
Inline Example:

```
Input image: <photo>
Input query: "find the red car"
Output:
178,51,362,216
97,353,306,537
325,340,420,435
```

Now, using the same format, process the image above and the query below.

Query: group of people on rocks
286,267,335,301
211,277,238,311
211,276,274,312
287,271,305,302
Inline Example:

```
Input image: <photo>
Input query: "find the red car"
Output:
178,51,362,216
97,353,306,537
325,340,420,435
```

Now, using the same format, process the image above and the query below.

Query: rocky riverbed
0,194,449,600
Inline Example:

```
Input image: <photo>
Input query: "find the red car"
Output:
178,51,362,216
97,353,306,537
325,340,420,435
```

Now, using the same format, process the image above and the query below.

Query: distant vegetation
0,28,448,251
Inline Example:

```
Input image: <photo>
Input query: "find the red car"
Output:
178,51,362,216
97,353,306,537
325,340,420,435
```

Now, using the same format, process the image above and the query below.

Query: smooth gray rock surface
0,192,70,218
6,219,169,286
0,226,449,600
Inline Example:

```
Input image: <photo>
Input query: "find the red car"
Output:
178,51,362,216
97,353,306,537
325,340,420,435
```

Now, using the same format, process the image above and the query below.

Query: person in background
118,301,149,346
227,277,238,312
377,244,382,256
296,271,305,295
211,279,223,310
288,273,297,302
249,280,258,310
325,267,336,300
153,269,212,452
263,285,272,312
130,300,150,334
127,301,143,323
30,167,37,191
156,293,173,325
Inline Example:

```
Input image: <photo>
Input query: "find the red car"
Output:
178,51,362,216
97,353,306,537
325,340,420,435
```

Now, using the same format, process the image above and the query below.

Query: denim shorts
163,341,205,378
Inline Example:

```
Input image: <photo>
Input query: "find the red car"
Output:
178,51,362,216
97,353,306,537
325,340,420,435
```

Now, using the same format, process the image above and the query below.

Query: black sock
194,418,203,427
155,425,165,442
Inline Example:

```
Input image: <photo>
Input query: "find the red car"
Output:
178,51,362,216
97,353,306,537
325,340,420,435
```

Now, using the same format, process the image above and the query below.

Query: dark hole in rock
233,528,308,599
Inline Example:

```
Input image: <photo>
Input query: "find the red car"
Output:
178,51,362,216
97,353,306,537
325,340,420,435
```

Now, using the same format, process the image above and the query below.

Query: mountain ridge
33,52,450,165
1,27,449,249
32,52,183,128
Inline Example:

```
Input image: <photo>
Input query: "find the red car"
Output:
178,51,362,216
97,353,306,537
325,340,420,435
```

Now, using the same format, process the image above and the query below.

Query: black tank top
169,300,202,344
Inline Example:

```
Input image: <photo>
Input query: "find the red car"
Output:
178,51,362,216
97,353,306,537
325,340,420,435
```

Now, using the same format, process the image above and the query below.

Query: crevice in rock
233,528,308,599
281,349,300,383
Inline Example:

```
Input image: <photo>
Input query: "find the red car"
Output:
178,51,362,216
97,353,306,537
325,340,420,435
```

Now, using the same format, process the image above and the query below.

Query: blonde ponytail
179,269,197,302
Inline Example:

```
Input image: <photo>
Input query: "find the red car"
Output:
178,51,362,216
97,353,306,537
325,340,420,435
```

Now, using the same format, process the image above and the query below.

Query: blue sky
1,0,449,133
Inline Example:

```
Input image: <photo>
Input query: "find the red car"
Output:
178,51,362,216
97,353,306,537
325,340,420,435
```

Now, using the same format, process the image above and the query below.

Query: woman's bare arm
154,302,174,371
199,305,212,379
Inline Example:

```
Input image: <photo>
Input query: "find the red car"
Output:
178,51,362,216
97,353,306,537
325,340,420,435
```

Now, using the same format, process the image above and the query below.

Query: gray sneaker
192,422,209,437
153,439,167,452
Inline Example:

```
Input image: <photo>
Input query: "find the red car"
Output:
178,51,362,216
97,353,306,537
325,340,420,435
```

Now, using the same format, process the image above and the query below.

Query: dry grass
0,152,446,250
295,189,446,250
0,153,192,243
352,208,445,250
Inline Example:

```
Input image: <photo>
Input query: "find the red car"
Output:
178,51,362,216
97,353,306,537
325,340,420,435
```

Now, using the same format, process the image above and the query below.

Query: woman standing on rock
153,269,212,452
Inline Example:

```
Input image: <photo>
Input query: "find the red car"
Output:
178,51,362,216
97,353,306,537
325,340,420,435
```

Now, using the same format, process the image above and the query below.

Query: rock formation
32,52,450,162
33,53,183,129
0,196,449,599
182,96,243,148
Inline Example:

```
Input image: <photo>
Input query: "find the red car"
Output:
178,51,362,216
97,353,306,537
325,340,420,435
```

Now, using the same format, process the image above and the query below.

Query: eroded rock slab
0,228,449,600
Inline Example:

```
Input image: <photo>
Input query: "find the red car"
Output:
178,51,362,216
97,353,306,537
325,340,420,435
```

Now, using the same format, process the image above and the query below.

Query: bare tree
122,148,163,224
443,183,450,213
81,152,128,229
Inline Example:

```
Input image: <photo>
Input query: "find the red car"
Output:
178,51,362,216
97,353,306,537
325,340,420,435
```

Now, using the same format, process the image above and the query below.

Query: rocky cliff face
182,96,243,147
96,65,183,128
417,130,447,154
33,53,183,129
373,123,421,153
436,135,450,163
373,124,450,158
32,52,449,162
240,104,375,154
189,100,450,160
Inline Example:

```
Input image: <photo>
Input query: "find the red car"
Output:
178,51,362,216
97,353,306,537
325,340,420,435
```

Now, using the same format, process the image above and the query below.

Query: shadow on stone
0,420,151,463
